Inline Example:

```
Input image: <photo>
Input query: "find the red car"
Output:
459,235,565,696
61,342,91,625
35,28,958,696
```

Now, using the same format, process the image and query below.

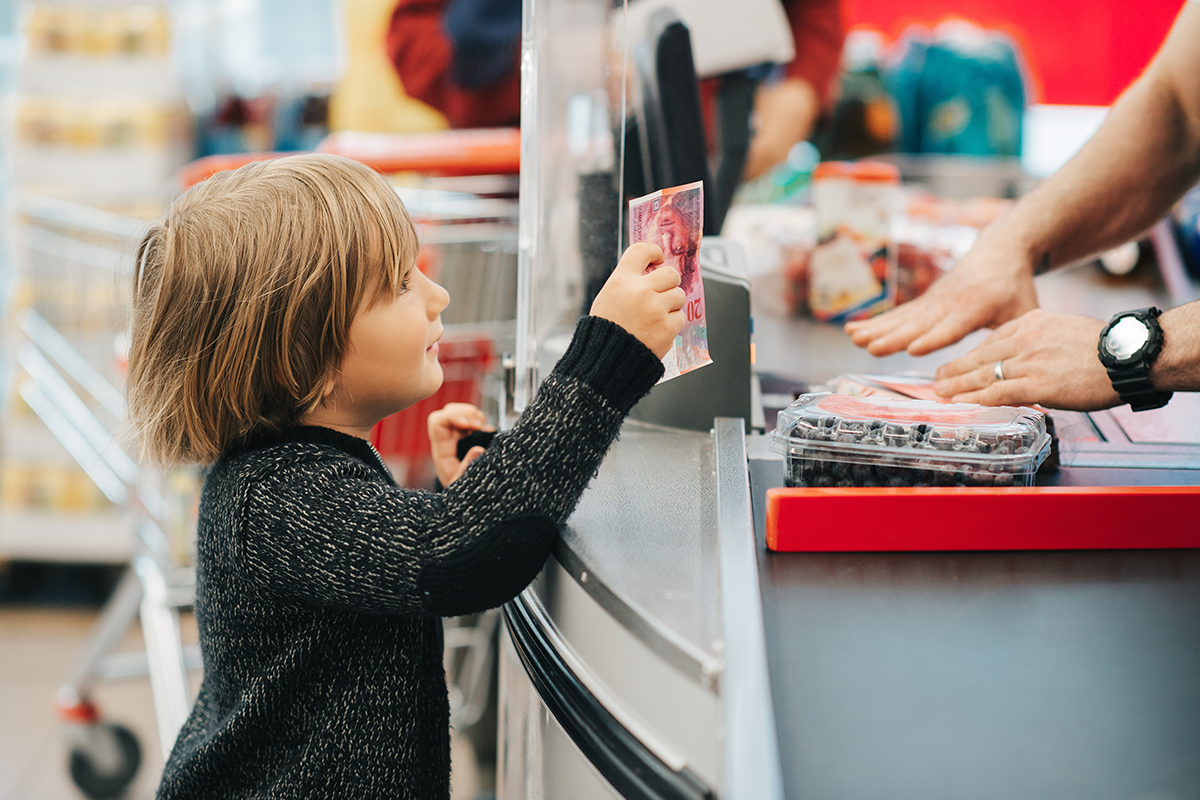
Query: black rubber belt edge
502,594,715,800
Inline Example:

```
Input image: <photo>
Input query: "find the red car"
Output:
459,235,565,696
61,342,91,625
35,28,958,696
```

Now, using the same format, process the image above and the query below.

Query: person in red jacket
386,0,843,178
386,0,522,129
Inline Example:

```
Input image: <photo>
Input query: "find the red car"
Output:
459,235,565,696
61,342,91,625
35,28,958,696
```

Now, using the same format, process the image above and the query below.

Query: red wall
843,0,1182,106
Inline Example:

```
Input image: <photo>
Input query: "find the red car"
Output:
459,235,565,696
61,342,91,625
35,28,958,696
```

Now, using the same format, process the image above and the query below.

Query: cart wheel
68,723,141,799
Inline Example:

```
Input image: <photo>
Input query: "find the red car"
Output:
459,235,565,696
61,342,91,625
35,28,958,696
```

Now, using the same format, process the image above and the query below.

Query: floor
0,562,171,800
0,563,489,800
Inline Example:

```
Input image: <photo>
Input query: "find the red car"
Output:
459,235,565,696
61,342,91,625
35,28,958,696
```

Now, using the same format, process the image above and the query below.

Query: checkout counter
496,1,1200,797
498,264,1200,800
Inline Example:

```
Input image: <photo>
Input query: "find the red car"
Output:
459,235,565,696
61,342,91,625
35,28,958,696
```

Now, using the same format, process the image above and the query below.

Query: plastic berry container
770,393,1052,488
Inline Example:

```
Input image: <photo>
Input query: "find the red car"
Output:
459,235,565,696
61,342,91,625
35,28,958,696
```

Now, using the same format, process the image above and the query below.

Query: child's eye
397,275,412,295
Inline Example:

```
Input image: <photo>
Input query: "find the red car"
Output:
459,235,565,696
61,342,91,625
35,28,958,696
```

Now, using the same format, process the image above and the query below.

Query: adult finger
950,375,1036,407
853,297,963,356
866,307,955,356
933,362,1002,398
905,296,1014,356
934,330,1015,382
845,301,922,346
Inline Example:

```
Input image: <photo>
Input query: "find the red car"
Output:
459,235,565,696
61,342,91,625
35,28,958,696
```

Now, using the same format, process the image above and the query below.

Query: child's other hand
428,403,493,486
589,243,686,359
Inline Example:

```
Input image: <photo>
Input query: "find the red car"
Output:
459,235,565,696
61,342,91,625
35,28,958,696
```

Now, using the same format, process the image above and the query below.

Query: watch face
1104,316,1151,361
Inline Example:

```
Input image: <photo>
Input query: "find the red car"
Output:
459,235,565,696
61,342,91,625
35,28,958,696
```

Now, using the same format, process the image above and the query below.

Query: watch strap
1104,366,1173,411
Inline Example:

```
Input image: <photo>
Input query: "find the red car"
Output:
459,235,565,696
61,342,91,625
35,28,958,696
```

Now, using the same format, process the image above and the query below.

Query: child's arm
237,244,685,617
429,243,685,487
588,242,686,359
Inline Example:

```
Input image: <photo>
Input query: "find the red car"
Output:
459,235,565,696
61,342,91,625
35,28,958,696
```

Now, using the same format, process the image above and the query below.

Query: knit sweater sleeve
234,316,662,617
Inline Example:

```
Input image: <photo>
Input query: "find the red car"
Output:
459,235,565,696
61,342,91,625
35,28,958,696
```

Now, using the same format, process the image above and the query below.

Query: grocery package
809,161,900,322
826,372,945,402
724,188,1010,318
770,392,1051,488
14,2,190,195
814,30,897,161
885,21,1028,157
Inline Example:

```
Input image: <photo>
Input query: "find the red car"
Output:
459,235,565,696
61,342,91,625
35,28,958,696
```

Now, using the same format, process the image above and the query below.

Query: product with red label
809,161,900,322
770,392,1051,487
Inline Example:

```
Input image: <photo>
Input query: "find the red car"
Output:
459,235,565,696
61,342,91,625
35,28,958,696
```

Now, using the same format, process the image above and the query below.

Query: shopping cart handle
318,128,520,177
178,128,521,188
178,152,293,189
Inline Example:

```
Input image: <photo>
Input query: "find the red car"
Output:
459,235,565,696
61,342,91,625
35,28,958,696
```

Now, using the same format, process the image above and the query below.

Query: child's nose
429,278,450,317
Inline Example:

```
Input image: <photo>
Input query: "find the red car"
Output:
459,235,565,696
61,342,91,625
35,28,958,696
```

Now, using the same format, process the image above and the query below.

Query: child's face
328,264,450,430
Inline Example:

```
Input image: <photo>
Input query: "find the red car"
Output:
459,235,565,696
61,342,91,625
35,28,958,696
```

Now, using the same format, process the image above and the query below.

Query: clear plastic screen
515,0,630,413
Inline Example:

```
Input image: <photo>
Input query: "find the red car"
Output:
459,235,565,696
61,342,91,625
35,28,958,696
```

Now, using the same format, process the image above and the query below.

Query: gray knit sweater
157,317,663,799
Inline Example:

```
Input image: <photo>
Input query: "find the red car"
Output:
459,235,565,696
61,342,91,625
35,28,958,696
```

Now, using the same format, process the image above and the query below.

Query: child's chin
423,373,445,400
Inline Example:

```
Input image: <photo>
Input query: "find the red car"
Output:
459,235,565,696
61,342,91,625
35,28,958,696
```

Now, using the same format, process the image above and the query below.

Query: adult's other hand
932,309,1120,411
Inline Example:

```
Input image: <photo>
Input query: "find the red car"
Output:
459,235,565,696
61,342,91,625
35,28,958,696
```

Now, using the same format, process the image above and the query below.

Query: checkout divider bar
713,418,784,800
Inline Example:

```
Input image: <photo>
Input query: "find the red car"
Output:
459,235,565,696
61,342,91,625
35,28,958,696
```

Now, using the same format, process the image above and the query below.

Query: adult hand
744,77,820,182
845,230,1040,357
590,242,687,359
932,309,1121,411
428,403,493,486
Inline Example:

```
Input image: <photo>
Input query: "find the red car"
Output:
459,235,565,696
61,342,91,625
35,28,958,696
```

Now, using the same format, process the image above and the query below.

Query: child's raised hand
589,243,686,359
428,403,493,486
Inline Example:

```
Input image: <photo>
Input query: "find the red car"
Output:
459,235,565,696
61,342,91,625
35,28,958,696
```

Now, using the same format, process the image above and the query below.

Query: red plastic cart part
317,128,520,177
765,486,1200,552
177,152,293,189
177,127,521,189
54,697,100,725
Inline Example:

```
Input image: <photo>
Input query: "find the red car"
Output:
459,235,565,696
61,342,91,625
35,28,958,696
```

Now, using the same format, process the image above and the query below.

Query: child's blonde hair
126,154,419,467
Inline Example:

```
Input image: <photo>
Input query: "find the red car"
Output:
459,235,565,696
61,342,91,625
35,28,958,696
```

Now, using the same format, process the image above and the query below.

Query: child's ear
317,370,339,405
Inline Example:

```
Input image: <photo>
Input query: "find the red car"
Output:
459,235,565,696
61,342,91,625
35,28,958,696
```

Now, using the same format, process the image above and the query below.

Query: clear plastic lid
770,392,1051,469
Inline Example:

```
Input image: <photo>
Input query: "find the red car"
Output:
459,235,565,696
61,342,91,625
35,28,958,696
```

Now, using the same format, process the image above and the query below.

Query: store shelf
0,506,131,563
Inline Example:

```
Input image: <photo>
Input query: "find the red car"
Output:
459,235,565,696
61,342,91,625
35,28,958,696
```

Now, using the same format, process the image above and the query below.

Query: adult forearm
998,69,1200,270
1150,300,1200,393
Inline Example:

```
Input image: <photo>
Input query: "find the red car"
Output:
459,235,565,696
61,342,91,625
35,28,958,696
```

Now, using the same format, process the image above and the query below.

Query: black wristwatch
1096,307,1173,411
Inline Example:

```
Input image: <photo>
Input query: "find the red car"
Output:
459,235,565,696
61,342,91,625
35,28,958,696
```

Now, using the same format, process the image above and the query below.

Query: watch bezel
1097,307,1164,370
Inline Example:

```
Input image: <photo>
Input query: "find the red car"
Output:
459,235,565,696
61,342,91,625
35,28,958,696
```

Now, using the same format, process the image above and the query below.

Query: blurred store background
0,0,1193,799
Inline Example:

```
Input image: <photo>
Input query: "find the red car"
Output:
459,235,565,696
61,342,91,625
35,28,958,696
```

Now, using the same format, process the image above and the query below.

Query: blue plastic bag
886,23,1029,157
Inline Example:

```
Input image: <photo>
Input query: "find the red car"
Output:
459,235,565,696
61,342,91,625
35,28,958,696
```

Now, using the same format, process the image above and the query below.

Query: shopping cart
4,133,519,797
388,190,516,764
314,135,521,771
371,188,517,487
5,193,200,799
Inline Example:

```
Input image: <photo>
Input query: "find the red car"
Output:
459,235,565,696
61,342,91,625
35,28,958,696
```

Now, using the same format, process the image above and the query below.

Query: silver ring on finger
993,360,1005,382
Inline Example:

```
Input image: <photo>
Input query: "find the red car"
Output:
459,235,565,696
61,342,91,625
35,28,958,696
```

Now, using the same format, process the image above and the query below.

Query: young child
126,154,684,798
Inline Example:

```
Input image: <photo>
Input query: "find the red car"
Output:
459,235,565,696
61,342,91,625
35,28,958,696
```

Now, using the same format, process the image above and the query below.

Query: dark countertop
750,454,1200,799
